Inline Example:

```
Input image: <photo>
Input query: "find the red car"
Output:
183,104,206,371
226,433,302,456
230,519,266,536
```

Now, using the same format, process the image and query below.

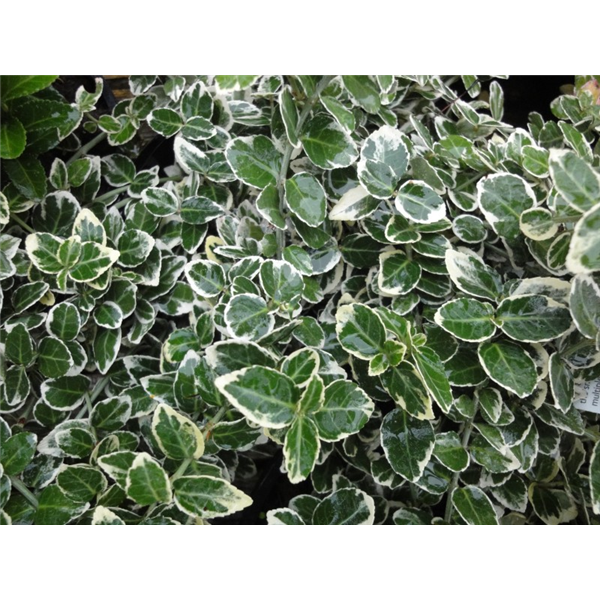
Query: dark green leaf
380,408,435,482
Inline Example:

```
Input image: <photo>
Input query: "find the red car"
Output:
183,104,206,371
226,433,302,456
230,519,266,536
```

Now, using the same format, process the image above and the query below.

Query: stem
444,400,478,523
552,215,581,224
95,177,179,206
10,213,35,233
76,376,110,419
9,476,39,509
95,184,129,204
67,132,107,165
584,429,600,443
275,76,334,258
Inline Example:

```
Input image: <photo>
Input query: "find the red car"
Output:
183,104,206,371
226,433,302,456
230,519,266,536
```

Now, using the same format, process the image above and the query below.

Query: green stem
552,215,581,224
67,132,107,166
584,429,600,443
9,476,39,509
75,376,110,419
444,400,478,523
10,213,35,233
275,76,334,258
95,176,179,206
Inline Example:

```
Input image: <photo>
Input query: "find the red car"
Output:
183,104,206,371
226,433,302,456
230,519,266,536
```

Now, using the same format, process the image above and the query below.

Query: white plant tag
574,377,600,414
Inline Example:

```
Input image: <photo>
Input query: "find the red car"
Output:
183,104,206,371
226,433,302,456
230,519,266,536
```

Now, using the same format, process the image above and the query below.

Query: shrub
1,75,599,525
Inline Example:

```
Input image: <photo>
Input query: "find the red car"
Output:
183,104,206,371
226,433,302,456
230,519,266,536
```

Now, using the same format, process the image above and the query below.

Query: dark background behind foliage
58,75,575,127
487,75,572,127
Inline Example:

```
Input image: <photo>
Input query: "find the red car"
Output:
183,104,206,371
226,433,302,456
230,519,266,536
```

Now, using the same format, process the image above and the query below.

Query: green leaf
413,346,453,413
184,259,225,298
37,337,73,378
549,149,600,213
73,208,107,246
358,125,408,200
378,250,421,296
215,366,299,428
0,192,8,226
225,135,282,189
297,375,325,414
522,146,549,178
591,442,600,515
312,380,374,442
452,214,488,244
342,76,381,114
215,75,258,91
279,85,300,147
490,475,528,513
4,155,47,200
477,173,535,240
180,196,224,225
92,506,125,525
181,116,216,141
151,404,204,460
98,451,137,488
1,431,37,475
445,248,502,301
69,242,119,282
451,486,499,525
434,298,496,342
141,186,179,217
395,180,446,224
125,453,172,506
301,114,358,170
284,172,327,227
496,295,572,342
94,328,121,375
0,75,57,101
25,233,63,275
174,137,209,174
210,419,262,451
5,323,35,366
206,340,276,375
548,353,574,413
173,475,252,519
40,375,89,411
117,229,155,268
329,185,379,221
266,508,306,525
147,108,183,137
335,303,386,360
519,207,558,241
284,415,320,483
56,465,107,503
91,397,132,432
34,484,87,525
281,348,319,387
380,363,433,420
477,341,537,398
256,183,286,229
380,408,435,482
570,274,600,339
9,281,49,316
0,116,26,159
224,293,274,341
312,487,375,525
433,432,469,472
566,203,600,274
259,259,304,305
528,484,577,525
321,96,355,132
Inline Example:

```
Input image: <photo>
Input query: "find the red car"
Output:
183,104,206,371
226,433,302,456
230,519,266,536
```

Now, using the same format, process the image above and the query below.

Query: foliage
1,74,600,525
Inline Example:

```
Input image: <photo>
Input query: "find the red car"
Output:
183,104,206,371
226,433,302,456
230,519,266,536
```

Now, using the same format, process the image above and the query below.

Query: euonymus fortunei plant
1,75,599,525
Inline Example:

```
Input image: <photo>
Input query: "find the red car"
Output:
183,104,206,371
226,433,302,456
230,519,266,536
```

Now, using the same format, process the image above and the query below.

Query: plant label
575,377,600,414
